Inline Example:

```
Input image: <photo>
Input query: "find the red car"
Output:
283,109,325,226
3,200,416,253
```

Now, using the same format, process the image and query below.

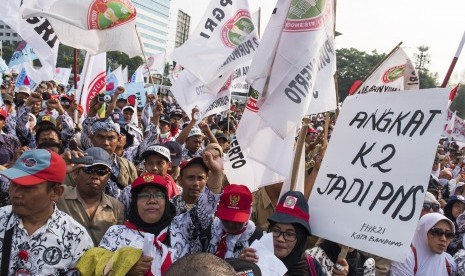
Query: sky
173,0,465,85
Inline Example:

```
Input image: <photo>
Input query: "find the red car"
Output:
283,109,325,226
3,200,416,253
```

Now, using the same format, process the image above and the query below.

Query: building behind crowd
0,21,21,45
132,0,171,56
175,10,190,48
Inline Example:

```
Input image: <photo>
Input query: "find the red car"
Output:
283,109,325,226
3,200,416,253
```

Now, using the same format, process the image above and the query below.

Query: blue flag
8,41,38,67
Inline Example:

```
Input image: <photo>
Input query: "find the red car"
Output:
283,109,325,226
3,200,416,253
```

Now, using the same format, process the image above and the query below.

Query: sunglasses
423,203,440,212
82,167,110,176
428,227,455,240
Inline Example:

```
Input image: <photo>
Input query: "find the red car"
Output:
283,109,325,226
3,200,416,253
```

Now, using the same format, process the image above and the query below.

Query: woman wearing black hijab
239,191,336,275
99,173,177,276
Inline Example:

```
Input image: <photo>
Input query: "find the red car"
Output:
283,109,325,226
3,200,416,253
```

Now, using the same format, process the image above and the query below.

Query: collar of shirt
7,204,63,237
62,186,114,210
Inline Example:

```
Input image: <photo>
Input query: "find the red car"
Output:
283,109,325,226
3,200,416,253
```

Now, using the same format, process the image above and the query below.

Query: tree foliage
336,48,385,101
414,45,438,89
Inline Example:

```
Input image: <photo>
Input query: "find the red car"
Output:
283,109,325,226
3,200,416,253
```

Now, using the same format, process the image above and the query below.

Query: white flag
172,0,259,94
246,0,336,138
22,0,142,57
353,47,419,94
170,70,231,119
106,65,124,95
77,52,106,115
122,66,128,83
224,136,286,192
131,66,144,83
1,0,59,82
53,67,72,85
142,52,165,76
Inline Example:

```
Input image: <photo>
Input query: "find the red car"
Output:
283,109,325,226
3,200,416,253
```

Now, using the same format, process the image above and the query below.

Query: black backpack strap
1,227,14,276
248,227,264,244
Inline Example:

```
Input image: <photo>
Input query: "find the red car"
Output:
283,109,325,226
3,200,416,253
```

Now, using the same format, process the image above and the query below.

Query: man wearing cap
82,97,138,200
0,108,20,166
122,105,136,125
57,147,125,246
0,149,93,275
172,143,223,215
169,109,183,137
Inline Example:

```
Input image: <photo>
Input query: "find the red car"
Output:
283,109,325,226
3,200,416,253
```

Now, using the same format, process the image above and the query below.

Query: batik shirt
0,205,93,275
170,187,221,258
181,146,204,162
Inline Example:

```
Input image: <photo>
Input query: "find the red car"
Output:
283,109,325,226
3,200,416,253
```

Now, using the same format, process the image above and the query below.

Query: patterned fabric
0,133,20,165
15,105,36,147
106,156,122,199
305,247,376,276
0,175,10,207
99,225,172,276
206,218,256,259
81,116,97,150
181,145,204,162
91,117,120,136
58,113,76,149
453,249,465,276
171,194,194,215
169,187,221,259
0,205,93,275
5,112,16,135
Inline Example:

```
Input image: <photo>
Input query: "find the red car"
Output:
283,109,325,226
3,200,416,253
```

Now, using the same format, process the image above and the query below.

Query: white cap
188,128,204,138
142,145,171,162
17,86,31,95
122,106,136,113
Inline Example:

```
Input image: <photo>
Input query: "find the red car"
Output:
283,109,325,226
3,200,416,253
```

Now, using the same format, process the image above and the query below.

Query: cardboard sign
308,88,449,262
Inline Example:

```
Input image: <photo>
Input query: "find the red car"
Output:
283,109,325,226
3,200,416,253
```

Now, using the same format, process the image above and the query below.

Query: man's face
179,164,207,204
170,116,181,128
91,130,120,156
123,110,133,122
186,135,203,153
75,165,110,197
31,100,42,113
116,100,127,109
9,181,62,219
159,121,170,134
37,129,60,145
144,154,170,177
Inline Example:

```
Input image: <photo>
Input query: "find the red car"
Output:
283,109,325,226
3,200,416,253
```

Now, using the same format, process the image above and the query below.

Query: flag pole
257,7,261,39
73,48,79,125
351,42,403,94
290,117,311,191
441,30,465,88
135,25,158,99
333,0,340,119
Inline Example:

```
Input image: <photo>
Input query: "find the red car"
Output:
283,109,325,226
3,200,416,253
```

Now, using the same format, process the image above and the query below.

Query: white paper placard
308,88,449,262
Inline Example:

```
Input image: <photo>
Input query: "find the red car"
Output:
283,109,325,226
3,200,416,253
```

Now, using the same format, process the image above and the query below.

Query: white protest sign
124,82,146,109
443,109,465,142
203,89,231,118
308,88,449,262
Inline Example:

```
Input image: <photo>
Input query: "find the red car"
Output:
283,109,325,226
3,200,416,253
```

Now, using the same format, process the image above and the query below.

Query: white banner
246,0,336,139
308,88,449,262
224,136,286,192
172,0,259,94
22,0,142,57
1,0,59,82
443,109,465,142
353,47,419,94
77,52,106,115
122,66,128,83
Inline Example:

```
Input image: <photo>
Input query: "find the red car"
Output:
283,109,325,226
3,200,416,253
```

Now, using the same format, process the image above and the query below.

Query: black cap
225,258,262,276
268,191,311,235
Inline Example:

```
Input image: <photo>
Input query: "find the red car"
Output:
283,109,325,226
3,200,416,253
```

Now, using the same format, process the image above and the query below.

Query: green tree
0,41,19,63
414,45,438,89
106,51,143,74
336,48,385,101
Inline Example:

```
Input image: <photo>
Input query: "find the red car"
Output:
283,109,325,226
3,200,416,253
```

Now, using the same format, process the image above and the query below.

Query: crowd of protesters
0,70,464,276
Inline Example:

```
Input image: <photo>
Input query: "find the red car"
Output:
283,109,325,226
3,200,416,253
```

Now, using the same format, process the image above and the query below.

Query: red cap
307,127,317,134
131,173,169,194
0,149,66,186
0,109,7,120
216,184,252,223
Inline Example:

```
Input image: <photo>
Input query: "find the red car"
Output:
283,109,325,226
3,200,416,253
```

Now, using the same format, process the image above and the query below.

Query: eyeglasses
428,227,455,240
137,192,165,202
82,167,110,176
269,227,297,242
423,203,440,212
